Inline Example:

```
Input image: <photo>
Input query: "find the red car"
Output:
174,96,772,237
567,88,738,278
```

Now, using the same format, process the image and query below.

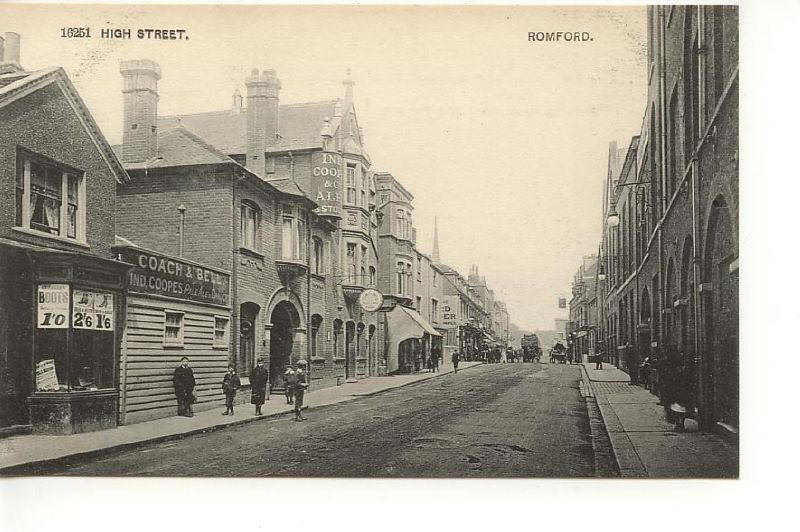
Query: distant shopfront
114,244,231,424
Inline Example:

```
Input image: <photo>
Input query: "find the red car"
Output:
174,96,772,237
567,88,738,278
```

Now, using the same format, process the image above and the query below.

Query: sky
2,4,647,331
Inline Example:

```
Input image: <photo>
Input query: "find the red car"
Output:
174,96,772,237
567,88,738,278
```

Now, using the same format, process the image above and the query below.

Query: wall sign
37,284,70,329
72,290,115,330
440,296,460,329
119,248,231,306
311,151,343,218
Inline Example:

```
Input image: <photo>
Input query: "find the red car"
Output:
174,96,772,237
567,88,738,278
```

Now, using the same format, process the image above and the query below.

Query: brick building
0,34,131,434
568,255,598,364
115,60,380,395
598,6,738,434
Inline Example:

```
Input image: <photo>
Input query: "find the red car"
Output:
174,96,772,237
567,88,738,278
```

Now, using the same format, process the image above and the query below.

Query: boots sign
311,151,343,218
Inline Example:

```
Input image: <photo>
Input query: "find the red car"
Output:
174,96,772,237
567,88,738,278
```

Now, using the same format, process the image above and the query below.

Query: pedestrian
250,358,269,416
451,350,460,373
172,356,195,417
670,355,695,432
293,360,309,421
284,365,297,404
431,346,440,372
595,349,604,370
221,365,241,415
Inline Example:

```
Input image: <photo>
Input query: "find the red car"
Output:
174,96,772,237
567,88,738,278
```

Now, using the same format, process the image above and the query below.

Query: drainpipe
657,6,667,355
692,7,707,429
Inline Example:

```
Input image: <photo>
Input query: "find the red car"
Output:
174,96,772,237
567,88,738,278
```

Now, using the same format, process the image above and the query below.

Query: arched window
396,261,405,295
240,200,260,251
369,266,376,287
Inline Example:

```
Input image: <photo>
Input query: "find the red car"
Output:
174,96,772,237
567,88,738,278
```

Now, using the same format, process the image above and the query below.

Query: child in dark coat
222,366,241,415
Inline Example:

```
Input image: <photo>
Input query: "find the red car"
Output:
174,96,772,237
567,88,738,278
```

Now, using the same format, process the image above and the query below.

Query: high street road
51,363,613,477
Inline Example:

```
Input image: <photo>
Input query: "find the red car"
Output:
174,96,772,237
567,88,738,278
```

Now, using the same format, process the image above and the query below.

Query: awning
385,306,442,373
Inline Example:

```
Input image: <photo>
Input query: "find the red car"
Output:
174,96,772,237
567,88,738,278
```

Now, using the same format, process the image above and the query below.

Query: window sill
239,247,264,260
12,227,89,249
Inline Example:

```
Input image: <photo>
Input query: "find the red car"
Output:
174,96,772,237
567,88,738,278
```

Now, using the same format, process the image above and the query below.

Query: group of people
171,356,310,423
638,348,696,432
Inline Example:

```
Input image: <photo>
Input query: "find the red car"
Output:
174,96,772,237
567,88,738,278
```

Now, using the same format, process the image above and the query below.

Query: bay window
346,164,356,205
16,151,85,242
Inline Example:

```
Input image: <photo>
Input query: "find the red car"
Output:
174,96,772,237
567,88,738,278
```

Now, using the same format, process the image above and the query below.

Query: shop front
386,304,441,374
0,240,129,435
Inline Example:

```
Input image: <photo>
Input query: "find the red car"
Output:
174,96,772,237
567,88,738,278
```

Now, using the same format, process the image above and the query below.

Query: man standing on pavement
293,360,309,421
250,358,269,416
451,350,460,373
173,356,195,417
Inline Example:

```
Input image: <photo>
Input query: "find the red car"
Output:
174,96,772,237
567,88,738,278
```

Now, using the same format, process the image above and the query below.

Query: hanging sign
359,289,383,312
37,284,70,329
311,151,343,218
72,290,115,330
35,359,59,391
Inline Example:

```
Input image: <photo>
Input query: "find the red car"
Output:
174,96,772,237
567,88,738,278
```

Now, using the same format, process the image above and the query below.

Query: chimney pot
2,32,21,66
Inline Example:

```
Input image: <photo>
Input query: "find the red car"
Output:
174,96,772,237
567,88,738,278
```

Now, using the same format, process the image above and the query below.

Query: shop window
16,152,85,241
214,316,229,348
240,200,260,251
34,284,115,392
281,204,307,262
164,311,184,347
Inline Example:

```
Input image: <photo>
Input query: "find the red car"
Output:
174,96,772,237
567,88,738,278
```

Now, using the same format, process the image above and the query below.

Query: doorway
269,300,299,391
239,302,260,376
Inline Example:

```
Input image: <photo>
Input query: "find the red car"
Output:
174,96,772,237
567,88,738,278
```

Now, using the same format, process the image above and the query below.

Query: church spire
432,216,441,263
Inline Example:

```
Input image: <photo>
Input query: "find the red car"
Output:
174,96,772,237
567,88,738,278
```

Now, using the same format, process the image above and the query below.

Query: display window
34,283,117,392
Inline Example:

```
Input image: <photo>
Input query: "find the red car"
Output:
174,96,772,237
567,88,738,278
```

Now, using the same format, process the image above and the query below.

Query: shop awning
385,306,442,374
398,306,442,338
482,330,496,343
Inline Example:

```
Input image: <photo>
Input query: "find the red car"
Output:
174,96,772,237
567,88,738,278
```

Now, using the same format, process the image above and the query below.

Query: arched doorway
639,287,652,356
680,236,695,353
704,195,738,428
345,321,356,380
269,300,300,391
665,259,676,345
239,302,260,375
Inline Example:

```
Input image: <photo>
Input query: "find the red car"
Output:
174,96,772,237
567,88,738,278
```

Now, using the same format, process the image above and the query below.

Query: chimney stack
0,32,23,73
120,59,161,164
231,88,243,114
245,68,281,178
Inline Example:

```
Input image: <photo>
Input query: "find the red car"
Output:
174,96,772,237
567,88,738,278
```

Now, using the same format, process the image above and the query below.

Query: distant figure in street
452,350,460,373
595,349,604,370
294,360,309,421
567,350,573,365
222,365,241,415
173,356,195,417
430,346,441,372
250,358,269,416
284,365,297,404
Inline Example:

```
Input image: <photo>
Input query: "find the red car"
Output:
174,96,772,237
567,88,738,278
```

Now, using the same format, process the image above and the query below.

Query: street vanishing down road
51,363,610,477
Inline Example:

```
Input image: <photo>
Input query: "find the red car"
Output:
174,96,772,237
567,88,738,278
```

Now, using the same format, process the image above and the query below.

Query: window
397,209,405,238
417,257,422,281
433,270,438,287
164,311,184,346
347,243,357,283
667,89,679,200
346,164,356,205
405,263,412,296
360,174,367,208
380,193,389,204
369,266,376,287
431,299,439,323
396,261,405,295
16,153,85,241
313,237,324,275
360,245,367,286
240,201,259,251
214,316,229,348
416,296,422,312
281,204,307,261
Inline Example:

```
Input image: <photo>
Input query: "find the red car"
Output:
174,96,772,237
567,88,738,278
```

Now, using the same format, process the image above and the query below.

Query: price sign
37,284,70,329
35,359,60,391
72,290,115,330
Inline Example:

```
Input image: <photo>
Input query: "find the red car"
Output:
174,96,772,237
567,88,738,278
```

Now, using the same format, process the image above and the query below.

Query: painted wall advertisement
311,151,343,217
440,296,460,329
119,248,231,306
37,284,70,329
72,290,115,330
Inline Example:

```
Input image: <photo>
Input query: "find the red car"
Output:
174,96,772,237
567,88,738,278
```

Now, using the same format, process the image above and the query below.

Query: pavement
0,361,481,474
578,362,739,478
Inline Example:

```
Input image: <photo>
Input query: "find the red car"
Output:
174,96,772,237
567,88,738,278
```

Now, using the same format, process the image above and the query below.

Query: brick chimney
0,32,22,73
245,68,280,177
120,59,161,164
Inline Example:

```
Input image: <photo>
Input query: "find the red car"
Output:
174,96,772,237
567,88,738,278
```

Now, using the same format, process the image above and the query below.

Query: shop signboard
35,359,59,391
72,290,115,330
359,289,383,312
119,248,231,306
311,151,343,218
37,284,70,329
440,296,460,329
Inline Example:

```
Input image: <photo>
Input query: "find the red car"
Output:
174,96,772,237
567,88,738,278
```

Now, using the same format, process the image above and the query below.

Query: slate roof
119,124,237,170
157,100,338,155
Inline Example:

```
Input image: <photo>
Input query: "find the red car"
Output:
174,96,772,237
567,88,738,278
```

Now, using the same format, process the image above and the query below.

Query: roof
0,67,129,183
157,100,338,155
268,178,317,207
120,125,237,170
